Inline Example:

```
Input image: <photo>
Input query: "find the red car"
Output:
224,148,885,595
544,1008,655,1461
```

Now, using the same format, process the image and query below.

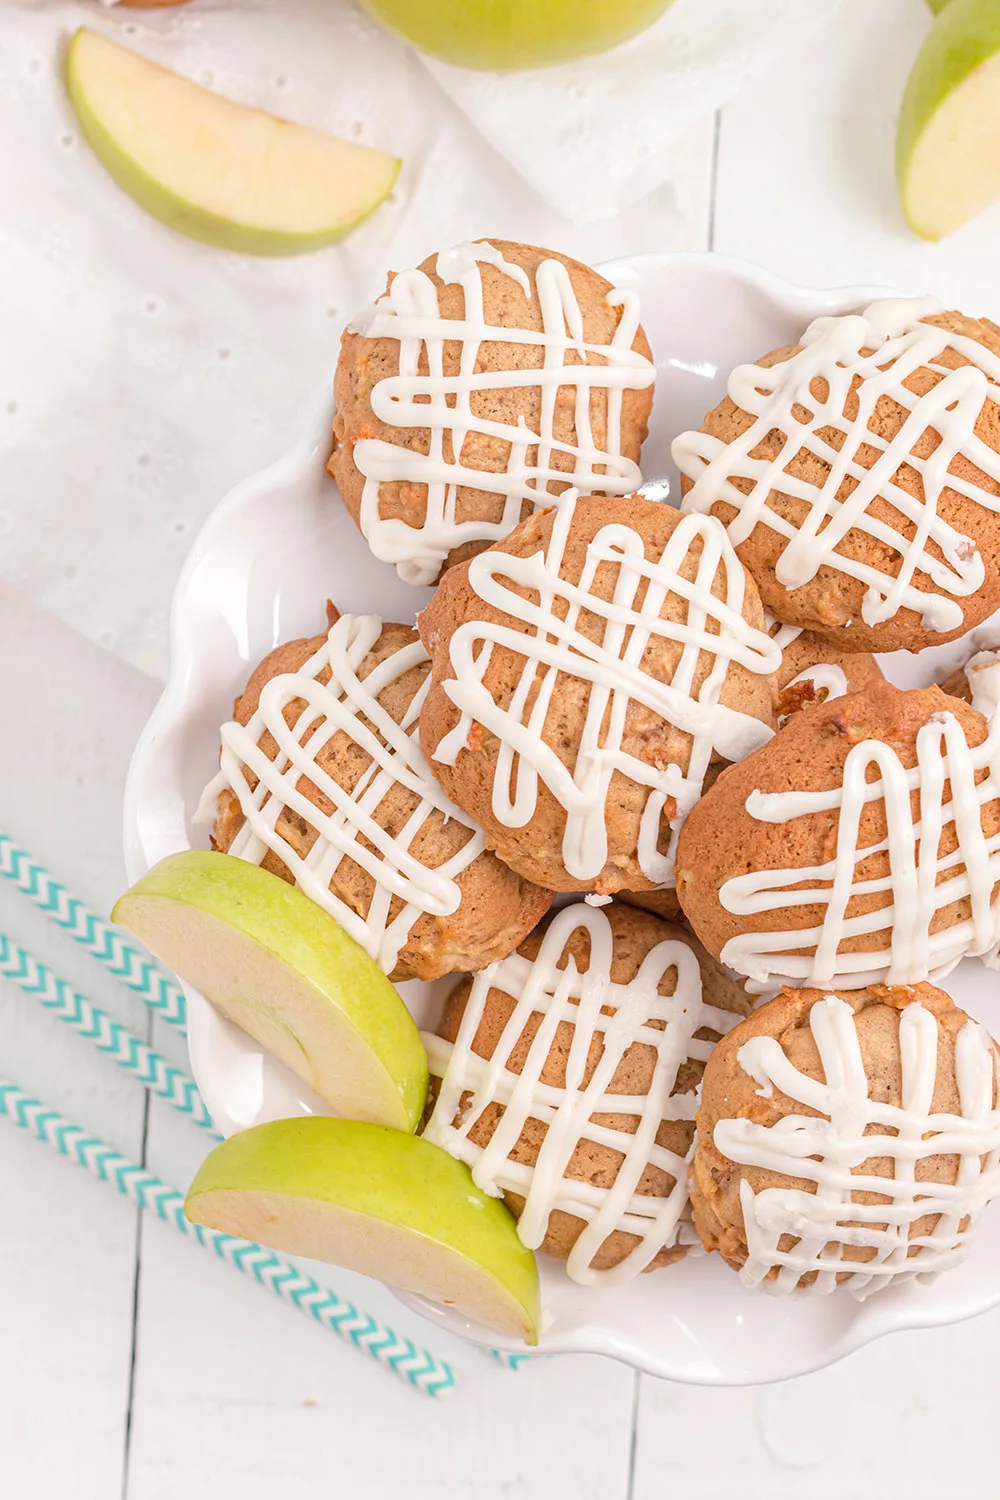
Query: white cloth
0,0,839,678
421,0,843,225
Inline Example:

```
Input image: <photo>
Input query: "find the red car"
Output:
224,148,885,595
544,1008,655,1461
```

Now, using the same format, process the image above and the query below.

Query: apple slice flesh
66,29,400,255
186,1118,541,1343
112,852,427,1132
897,0,1000,239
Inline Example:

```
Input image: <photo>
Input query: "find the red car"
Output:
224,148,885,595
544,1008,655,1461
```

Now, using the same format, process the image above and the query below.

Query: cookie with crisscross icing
331,238,656,586
424,900,750,1283
418,493,779,894
674,300,1000,652
676,680,1000,993
202,610,551,982
692,984,1000,1297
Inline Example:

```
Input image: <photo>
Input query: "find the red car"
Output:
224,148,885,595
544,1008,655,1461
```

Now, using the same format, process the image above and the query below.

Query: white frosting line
423,902,743,1285
719,710,1000,991
780,662,849,720
674,297,1000,632
352,241,655,585
430,494,780,886
713,995,1000,1297
197,613,485,974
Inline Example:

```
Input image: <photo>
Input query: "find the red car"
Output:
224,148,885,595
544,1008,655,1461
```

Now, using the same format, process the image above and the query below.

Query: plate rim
122,249,998,1384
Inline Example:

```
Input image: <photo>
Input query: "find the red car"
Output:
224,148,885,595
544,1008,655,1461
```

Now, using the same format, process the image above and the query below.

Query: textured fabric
0,0,839,675
422,0,844,224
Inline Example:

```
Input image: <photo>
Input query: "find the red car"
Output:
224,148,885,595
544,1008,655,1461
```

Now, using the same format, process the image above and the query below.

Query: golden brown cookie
675,679,1000,992
418,493,778,894
331,238,656,586
422,900,750,1281
208,610,551,983
692,983,1000,1295
615,886,685,923
772,623,883,722
674,303,1000,653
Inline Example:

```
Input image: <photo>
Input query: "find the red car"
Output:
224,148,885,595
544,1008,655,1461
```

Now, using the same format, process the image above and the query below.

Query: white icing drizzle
720,710,1000,991
768,619,804,652
674,297,1000,632
767,613,849,715
781,662,849,715
196,613,485,974
714,995,1000,1297
423,902,742,1285
352,241,656,585
430,495,780,886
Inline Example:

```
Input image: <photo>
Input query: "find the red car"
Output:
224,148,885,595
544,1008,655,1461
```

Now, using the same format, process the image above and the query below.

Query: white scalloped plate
123,252,1000,1385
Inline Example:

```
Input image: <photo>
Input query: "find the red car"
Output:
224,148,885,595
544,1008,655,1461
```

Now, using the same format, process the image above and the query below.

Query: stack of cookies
202,241,1000,1300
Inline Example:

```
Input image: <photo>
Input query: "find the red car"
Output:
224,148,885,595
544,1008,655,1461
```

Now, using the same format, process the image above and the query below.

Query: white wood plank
0,584,161,1497
711,0,1000,312
127,1094,637,1500
628,12,1000,1498
632,1306,1000,1500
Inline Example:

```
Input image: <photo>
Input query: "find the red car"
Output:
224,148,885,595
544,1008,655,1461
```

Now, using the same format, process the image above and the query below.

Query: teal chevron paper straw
0,837,518,1375
490,1349,537,1370
0,931,216,1135
0,832,186,1031
0,1078,457,1397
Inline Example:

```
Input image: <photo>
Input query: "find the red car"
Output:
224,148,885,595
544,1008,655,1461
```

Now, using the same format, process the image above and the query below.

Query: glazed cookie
331,238,656,585
673,299,1000,653
418,493,780,894
616,885,685,924
770,620,883,723
423,900,750,1282
692,984,1000,1296
203,610,552,983
676,680,1000,992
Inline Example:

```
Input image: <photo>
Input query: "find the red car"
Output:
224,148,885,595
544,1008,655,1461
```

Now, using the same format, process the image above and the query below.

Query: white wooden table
4,3,1000,1495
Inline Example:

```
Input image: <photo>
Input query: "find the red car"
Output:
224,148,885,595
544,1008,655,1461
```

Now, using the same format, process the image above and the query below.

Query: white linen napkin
0,0,698,679
418,0,844,225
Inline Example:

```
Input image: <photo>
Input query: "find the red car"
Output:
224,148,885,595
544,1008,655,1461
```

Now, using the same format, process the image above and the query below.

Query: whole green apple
357,0,675,71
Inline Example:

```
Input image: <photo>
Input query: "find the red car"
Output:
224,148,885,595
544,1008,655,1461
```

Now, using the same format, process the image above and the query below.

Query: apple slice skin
357,0,673,70
186,1117,541,1344
897,0,1000,239
112,851,428,1132
65,30,400,257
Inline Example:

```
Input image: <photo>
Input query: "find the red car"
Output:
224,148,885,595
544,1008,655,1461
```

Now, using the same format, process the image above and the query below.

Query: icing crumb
585,893,613,906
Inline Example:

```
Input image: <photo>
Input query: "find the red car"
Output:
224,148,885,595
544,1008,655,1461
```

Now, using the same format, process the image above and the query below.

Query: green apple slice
112,852,427,1132
66,29,400,255
185,1117,541,1343
897,0,1000,239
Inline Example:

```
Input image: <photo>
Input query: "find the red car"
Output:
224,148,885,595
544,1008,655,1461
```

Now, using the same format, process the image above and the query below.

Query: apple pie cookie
692,984,1000,1296
201,609,551,983
676,680,1000,992
331,238,656,585
674,300,1000,653
423,900,750,1282
418,493,779,893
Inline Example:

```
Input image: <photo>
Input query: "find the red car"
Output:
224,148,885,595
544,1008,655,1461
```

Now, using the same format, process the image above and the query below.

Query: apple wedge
66,29,400,255
112,852,427,1132
185,1117,541,1343
897,0,1000,238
